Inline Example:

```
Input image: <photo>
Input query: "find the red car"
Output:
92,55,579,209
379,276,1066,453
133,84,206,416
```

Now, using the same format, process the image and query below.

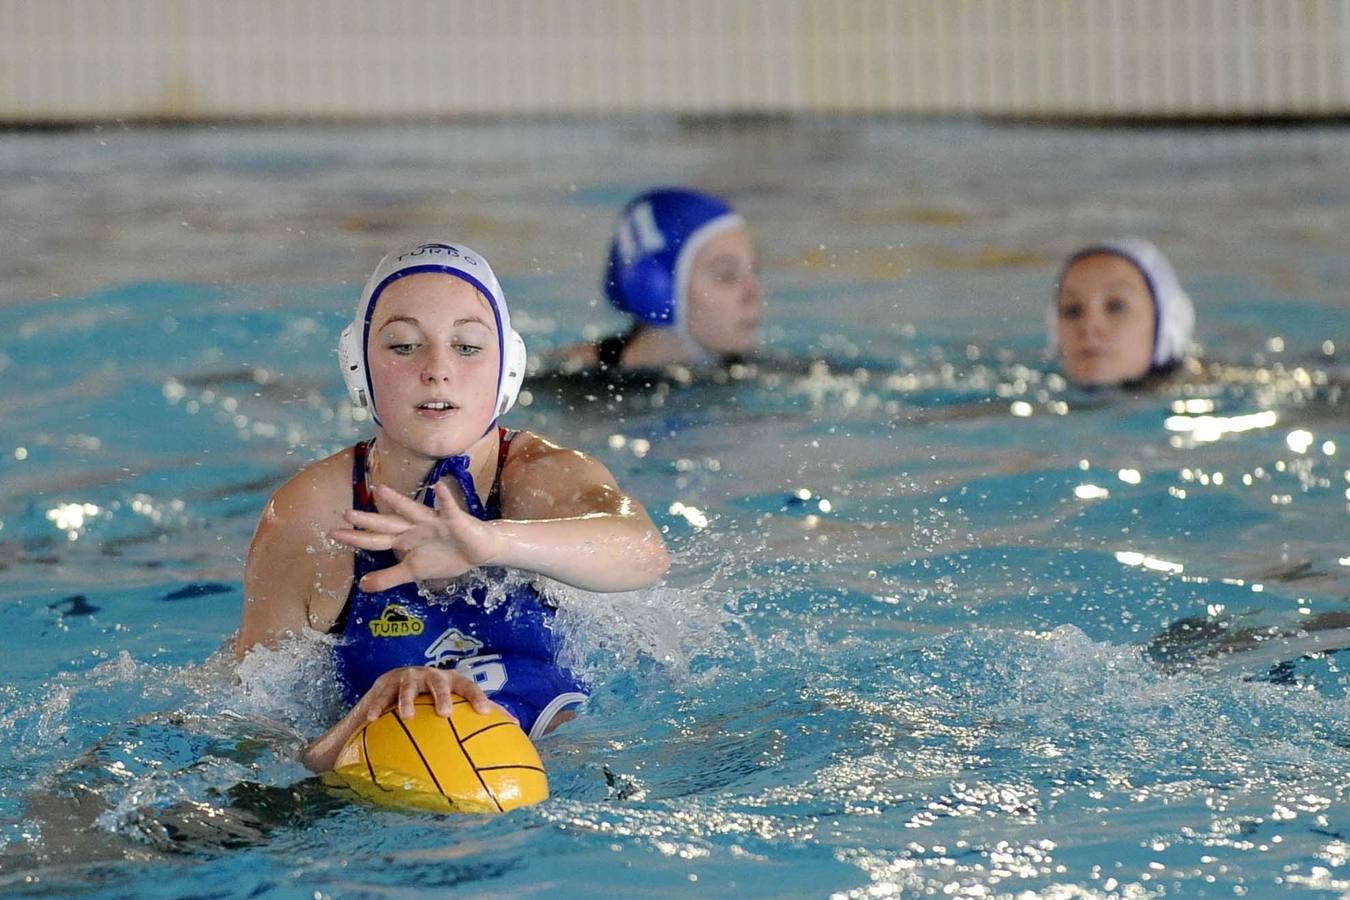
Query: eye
1105,297,1129,314
454,341,484,357
388,342,419,356
705,261,747,285
1058,302,1083,320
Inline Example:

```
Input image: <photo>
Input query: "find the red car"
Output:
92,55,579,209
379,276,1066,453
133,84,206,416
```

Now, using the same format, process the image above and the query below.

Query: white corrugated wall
1,0,1348,121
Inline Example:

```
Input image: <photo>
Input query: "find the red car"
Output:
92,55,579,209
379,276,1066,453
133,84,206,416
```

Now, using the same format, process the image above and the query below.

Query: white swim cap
337,241,527,427
1049,237,1196,371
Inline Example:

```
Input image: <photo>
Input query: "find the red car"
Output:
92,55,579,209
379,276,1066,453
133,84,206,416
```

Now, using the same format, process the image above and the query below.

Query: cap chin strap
419,454,489,521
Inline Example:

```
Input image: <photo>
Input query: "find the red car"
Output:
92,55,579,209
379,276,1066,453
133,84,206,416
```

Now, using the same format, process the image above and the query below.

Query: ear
618,257,676,325
337,323,369,407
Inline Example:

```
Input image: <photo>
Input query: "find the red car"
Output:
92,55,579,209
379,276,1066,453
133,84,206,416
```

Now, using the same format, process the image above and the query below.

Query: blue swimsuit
329,430,588,739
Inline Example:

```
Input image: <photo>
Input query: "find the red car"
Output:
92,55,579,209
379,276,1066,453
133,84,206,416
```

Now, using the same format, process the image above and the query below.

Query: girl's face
685,225,763,357
366,273,500,458
1056,253,1156,386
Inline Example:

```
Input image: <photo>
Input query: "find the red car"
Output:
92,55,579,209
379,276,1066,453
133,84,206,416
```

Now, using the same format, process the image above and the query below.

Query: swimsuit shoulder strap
332,439,379,636
595,326,638,370
486,426,515,520
351,439,376,511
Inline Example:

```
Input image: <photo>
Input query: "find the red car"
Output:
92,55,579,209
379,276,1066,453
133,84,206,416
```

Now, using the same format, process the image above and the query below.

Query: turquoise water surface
1,121,1348,897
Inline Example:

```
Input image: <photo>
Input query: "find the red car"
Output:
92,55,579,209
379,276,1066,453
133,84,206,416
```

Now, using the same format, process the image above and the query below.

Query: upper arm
234,460,349,657
235,498,310,657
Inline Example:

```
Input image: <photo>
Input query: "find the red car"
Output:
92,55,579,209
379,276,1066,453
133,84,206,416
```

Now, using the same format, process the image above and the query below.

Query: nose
420,344,455,383
742,270,763,310
1075,307,1107,341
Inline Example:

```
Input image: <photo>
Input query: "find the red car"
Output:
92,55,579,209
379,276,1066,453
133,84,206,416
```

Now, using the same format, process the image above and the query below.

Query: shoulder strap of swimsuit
596,327,637,370
333,440,377,636
351,439,376,511
486,426,515,520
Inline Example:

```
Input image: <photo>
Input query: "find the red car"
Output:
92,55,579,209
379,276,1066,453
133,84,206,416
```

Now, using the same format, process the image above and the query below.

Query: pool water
1,121,1348,897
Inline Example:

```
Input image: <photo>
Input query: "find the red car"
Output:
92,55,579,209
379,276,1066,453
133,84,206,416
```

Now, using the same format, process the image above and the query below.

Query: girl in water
559,187,763,373
235,241,670,772
1051,238,1196,388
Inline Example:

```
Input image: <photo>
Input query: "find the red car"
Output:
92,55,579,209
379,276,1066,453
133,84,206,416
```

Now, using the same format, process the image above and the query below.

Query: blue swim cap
604,188,744,328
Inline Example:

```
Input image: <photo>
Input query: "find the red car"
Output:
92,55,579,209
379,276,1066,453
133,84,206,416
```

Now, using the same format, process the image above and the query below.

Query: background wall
3,0,1349,122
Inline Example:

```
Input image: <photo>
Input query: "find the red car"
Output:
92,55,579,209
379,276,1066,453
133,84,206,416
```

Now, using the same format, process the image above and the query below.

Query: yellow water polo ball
325,694,549,813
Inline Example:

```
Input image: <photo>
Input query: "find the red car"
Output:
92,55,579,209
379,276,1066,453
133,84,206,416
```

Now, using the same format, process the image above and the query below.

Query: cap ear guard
344,240,524,427
615,257,676,324
337,323,369,408
497,328,527,417
338,315,526,418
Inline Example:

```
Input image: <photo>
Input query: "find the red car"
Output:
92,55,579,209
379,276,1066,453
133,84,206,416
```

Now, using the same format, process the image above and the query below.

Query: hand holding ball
325,695,548,813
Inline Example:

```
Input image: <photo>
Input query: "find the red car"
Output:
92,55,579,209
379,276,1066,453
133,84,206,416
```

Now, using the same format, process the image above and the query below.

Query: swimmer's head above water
601,187,762,368
1050,237,1195,387
338,240,527,445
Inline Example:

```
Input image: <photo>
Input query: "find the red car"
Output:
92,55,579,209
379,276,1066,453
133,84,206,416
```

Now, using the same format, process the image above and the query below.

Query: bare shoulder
504,430,610,477
265,450,353,528
254,447,357,547
500,430,622,518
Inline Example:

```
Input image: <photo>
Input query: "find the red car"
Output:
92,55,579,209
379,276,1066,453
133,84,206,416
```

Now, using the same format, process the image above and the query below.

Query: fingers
341,507,415,534
397,670,419,720
450,671,493,715
373,484,441,521
432,482,470,518
328,527,395,552
425,674,458,717
358,560,417,593
360,681,393,722
364,666,495,720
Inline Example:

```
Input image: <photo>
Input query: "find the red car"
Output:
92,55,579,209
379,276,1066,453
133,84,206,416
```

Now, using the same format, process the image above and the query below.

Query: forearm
488,514,669,592
300,705,368,772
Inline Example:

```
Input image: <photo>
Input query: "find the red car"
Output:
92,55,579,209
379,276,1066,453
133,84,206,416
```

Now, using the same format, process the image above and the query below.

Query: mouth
416,399,459,415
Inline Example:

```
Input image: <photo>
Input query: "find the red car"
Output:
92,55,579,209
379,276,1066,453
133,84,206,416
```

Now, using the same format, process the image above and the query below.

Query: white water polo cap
1050,237,1196,371
338,241,527,426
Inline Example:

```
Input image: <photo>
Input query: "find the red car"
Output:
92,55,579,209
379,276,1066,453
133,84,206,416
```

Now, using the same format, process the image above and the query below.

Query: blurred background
3,5,1350,897
3,0,1349,123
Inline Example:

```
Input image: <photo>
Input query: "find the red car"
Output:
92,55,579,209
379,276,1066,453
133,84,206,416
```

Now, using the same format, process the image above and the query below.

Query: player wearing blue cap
236,240,670,773
561,187,763,373
1051,238,1196,387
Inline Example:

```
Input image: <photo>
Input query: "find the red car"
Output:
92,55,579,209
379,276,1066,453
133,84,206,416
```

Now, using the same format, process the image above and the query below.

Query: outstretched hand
328,482,505,592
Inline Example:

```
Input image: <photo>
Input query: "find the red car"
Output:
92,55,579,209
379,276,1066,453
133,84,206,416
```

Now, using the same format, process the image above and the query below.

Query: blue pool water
1,121,1348,897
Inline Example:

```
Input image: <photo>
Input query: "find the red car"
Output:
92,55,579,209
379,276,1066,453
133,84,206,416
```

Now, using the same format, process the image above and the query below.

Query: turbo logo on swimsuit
369,604,426,638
